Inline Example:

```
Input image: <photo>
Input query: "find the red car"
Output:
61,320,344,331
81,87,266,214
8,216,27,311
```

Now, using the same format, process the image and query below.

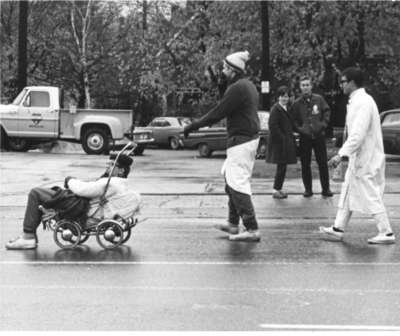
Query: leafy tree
1,0,399,119
0,1,19,101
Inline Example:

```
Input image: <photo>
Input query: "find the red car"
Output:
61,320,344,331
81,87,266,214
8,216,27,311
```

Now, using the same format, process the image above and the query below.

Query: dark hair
341,67,364,87
276,85,289,98
99,165,130,179
119,165,130,178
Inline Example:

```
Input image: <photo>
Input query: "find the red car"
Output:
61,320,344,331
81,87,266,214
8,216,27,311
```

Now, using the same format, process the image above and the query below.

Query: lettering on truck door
18,90,57,138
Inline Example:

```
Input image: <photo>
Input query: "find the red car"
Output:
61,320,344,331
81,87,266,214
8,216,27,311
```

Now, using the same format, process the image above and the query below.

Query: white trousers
334,201,392,234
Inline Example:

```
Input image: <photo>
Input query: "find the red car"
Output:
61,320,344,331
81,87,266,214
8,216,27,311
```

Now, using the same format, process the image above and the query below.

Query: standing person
291,75,333,198
184,51,261,242
266,86,297,199
320,67,395,244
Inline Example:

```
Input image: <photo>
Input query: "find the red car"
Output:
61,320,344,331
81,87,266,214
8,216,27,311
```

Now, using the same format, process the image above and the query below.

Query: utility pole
261,1,270,110
17,1,28,92
142,0,147,37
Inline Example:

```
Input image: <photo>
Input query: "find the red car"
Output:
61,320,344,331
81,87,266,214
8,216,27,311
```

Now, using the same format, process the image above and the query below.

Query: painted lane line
259,324,400,331
1,285,400,294
1,260,400,266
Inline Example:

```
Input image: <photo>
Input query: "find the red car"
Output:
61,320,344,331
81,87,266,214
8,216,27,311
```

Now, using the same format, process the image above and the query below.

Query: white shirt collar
349,87,365,102
279,103,287,111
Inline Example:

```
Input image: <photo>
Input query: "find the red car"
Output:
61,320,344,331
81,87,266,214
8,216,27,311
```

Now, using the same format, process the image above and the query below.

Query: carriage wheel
53,220,81,249
120,227,132,244
44,218,58,231
78,232,90,244
96,220,124,250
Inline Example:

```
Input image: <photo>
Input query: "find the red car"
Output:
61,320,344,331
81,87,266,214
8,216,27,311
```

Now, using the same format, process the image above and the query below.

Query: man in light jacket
320,67,395,244
184,51,260,242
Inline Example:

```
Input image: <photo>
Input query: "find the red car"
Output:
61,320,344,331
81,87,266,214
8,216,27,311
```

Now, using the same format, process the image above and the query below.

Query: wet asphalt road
1,148,400,331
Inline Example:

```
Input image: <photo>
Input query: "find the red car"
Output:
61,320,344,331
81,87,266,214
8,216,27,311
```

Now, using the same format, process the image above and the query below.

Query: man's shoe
272,190,288,199
228,230,260,242
303,190,313,198
368,232,396,245
6,236,37,250
214,222,239,234
319,226,344,240
322,190,333,197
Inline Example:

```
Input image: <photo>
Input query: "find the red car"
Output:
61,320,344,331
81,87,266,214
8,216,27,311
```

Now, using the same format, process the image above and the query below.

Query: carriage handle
98,141,137,206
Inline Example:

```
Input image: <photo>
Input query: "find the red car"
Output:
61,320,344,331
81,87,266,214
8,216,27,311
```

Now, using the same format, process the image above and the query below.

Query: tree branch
155,11,202,59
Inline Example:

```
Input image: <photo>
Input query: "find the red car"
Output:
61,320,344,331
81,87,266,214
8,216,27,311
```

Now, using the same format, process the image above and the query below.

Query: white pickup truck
0,86,154,155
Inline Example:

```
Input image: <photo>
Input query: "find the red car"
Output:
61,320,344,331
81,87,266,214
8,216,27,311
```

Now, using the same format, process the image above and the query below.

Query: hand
328,154,342,168
183,125,193,138
64,176,74,189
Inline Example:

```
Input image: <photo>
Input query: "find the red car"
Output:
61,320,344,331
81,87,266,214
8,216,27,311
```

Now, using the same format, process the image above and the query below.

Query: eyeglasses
340,79,348,85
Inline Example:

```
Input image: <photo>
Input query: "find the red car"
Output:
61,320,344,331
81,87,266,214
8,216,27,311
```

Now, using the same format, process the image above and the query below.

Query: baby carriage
40,142,139,250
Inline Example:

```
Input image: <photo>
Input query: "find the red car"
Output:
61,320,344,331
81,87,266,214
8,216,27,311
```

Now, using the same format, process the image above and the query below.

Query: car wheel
198,143,212,157
394,135,400,154
169,136,180,150
0,127,7,149
256,139,267,159
133,146,145,155
7,137,30,152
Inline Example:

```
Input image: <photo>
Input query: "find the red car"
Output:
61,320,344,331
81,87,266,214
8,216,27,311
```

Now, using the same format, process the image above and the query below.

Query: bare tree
70,0,93,108
17,1,28,92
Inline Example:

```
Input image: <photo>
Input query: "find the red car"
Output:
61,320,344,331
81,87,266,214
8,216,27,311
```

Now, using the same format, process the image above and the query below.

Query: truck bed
59,108,132,139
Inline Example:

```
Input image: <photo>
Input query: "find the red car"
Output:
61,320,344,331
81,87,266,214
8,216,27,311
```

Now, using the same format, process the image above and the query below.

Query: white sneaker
6,236,37,250
214,222,239,234
319,226,344,240
368,233,396,245
228,230,260,242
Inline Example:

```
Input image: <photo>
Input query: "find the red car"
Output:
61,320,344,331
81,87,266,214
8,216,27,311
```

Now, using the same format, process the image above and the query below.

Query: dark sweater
190,76,260,148
291,93,331,139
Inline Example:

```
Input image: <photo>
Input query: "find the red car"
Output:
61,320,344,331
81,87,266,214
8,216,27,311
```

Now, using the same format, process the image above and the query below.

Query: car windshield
11,88,28,105
382,112,400,127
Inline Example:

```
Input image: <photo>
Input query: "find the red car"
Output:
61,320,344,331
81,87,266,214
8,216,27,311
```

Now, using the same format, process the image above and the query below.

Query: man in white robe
320,67,395,244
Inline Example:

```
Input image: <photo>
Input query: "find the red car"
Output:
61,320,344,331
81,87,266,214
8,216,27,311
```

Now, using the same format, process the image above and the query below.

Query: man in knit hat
6,154,141,250
184,51,261,242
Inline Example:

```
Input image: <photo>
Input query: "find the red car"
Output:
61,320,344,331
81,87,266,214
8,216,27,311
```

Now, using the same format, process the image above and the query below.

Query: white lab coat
221,138,259,195
338,88,386,214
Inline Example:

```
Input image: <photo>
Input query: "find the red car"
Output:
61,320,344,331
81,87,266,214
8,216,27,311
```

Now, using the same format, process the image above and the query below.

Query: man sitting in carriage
6,153,140,250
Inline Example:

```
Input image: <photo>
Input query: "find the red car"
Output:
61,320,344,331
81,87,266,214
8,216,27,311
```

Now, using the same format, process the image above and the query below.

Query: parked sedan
143,116,192,149
181,111,270,158
334,108,400,154
381,108,400,154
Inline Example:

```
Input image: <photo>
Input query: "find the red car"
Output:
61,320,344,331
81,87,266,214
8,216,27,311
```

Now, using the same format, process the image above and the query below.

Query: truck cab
1,86,60,140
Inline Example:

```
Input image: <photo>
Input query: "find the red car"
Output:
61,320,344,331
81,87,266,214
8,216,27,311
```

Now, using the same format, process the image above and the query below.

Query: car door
148,119,171,145
0,89,28,136
147,119,162,145
157,120,173,144
18,90,57,137
381,111,400,154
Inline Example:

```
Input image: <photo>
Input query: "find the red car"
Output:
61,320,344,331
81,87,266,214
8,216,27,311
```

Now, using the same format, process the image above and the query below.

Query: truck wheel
82,127,109,155
7,138,29,152
169,136,180,150
198,143,212,157
0,128,7,149
133,146,145,155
